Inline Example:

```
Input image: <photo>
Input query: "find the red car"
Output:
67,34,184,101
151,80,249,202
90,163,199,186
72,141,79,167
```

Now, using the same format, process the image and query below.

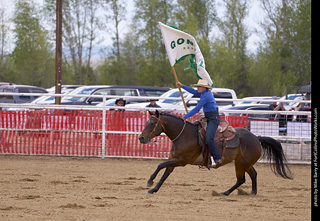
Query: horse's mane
159,112,193,125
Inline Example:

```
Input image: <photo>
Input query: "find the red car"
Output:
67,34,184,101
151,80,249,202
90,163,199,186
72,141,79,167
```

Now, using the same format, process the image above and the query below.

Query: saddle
197,118,239,169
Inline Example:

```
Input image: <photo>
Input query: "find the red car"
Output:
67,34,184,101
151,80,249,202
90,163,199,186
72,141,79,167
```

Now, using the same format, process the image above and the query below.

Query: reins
150,115,186,142
171,120,186,142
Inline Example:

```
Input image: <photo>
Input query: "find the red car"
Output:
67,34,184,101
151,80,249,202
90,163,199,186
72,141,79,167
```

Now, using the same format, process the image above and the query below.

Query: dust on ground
0,155,311,221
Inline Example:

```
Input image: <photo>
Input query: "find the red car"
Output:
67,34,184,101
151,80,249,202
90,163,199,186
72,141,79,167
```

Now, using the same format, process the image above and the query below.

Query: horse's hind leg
246,166,257,195
222,167,246,196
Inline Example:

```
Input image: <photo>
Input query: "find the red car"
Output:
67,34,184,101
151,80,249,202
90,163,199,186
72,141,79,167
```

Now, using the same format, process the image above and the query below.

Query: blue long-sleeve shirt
182,85,218,119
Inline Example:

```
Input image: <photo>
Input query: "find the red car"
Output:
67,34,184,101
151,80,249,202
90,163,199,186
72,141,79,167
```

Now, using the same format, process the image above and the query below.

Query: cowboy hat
115,98,126,105
192,79,212,89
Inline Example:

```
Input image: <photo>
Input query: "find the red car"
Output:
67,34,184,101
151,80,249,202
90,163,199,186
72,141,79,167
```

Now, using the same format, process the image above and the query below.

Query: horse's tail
258,136,293,179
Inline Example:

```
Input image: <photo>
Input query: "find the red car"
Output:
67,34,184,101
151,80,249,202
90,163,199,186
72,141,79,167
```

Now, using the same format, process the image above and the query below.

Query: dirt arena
0,155,311,221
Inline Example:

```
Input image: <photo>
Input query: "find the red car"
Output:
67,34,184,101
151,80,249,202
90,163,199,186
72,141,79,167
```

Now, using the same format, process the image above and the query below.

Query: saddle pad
224,133,240,148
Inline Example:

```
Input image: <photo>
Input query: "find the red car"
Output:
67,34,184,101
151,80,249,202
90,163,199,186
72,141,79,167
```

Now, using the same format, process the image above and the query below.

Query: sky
112,0,266,54
2,0,266,57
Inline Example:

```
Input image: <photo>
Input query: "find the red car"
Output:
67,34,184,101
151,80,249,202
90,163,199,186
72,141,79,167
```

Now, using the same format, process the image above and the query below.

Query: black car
0,85,48,103
60,85,171,105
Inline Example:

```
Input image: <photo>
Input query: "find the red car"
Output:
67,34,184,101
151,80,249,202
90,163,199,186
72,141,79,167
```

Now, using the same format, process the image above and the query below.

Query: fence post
101,97,106,159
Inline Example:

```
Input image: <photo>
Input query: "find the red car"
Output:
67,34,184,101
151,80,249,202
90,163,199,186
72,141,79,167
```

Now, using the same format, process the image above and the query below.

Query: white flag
159,22,195,66
159,22,215,87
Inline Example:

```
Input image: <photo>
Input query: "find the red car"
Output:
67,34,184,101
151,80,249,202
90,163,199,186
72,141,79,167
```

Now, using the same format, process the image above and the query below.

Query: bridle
147,115,186,142
147,115,165,139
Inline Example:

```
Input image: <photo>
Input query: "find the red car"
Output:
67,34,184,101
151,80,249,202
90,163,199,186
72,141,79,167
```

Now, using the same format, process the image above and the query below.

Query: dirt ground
0,155,311,221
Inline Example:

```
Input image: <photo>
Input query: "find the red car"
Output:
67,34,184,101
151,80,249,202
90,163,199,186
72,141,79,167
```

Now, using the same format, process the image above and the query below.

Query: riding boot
210,156,216,167
209,156,225,169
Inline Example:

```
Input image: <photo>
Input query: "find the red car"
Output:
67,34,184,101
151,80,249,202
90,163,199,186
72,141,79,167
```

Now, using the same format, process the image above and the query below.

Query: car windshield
279,95,302,106
32,96,54,104
162,91,187,104
61,87,98,102
0,88,14,100
144,90,167,97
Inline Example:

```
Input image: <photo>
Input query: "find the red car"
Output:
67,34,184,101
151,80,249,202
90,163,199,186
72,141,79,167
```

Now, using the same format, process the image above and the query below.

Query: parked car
212,88,238,106
31,88,77,105
125,87,237,110
46,85,82,93
95,98,150,110
60,85,171,105
279,94,304,110
0,82,15,86
238,96,274,104
0,84,48,103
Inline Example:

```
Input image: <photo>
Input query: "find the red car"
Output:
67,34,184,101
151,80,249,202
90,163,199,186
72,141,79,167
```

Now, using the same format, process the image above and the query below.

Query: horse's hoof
221,191,230,196
237,189,249,195
211,190,221,196
147,189,156,194
146,180,154,188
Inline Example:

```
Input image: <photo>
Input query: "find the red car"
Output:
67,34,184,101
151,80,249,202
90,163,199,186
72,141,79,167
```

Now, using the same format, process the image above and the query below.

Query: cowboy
146,99,161,108
176,79,223,168
114,98,126,107
110,98,126,111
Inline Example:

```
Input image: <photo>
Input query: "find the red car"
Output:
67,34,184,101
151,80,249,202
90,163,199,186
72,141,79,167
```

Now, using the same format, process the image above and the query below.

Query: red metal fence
0,110,248,158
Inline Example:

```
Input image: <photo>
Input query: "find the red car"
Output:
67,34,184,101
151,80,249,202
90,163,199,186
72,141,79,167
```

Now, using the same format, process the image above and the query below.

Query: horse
138,110,292,195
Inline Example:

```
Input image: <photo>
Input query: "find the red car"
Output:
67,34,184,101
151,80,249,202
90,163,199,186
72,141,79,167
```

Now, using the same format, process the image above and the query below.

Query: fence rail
0,93,311,163
0,108,311,163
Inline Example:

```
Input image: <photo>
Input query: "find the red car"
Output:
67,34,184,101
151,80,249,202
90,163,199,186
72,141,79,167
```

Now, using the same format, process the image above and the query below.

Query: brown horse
138,110,292,195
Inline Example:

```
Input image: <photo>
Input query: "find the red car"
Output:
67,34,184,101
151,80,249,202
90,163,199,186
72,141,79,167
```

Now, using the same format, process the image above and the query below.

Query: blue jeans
205,110,221,161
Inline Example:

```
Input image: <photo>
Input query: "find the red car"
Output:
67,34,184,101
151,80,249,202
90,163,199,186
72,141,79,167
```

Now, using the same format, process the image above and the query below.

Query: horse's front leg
148,166,175,194
147,160,177,187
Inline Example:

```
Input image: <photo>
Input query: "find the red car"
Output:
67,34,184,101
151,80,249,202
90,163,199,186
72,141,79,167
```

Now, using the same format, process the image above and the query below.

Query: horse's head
139,110,164,144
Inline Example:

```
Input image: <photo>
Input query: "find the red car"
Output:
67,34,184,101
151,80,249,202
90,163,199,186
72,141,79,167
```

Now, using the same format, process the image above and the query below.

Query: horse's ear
148,110,154,116
155,110,160,117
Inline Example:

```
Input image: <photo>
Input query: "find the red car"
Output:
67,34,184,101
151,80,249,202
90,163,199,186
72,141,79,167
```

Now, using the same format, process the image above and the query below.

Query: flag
159,22,215,87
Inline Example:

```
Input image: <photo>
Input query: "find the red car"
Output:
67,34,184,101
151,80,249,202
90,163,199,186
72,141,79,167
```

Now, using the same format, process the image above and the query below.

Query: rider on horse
176,79,224,168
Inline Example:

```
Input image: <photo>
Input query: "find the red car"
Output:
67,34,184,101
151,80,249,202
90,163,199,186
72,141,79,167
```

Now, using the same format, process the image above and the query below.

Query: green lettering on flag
159,22,216,87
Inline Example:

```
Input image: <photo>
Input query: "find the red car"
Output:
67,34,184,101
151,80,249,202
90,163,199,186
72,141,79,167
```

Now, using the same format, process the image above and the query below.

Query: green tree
97,0,132,86
44,0,102,85
0,2,14,83
133,0,174,86
212,0,250,96
97,22,144,86
107,0,126,62
287,0,311,85
248,0,311,96
175,0,217,39
173,0,217,87
11,0,54,88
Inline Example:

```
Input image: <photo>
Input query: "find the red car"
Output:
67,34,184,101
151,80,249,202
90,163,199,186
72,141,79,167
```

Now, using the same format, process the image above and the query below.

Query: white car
278,94,304,110
125,87,237,111
31,88,76,105
238,96,274,105
124,88,193,111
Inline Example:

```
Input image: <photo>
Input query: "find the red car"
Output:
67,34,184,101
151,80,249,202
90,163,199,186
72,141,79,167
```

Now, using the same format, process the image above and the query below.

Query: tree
173,0,217,87
96,0,130,86
44,0,103,85
287,0,311,85
249,0,311,96
106,0,126,62
175,0,217,39
212,0,250,96
0,1,13,82
133,0,174,86
11,0,54,87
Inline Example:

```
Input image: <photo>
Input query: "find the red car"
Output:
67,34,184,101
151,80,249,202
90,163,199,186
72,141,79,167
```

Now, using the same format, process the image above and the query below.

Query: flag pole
171,66,188,113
